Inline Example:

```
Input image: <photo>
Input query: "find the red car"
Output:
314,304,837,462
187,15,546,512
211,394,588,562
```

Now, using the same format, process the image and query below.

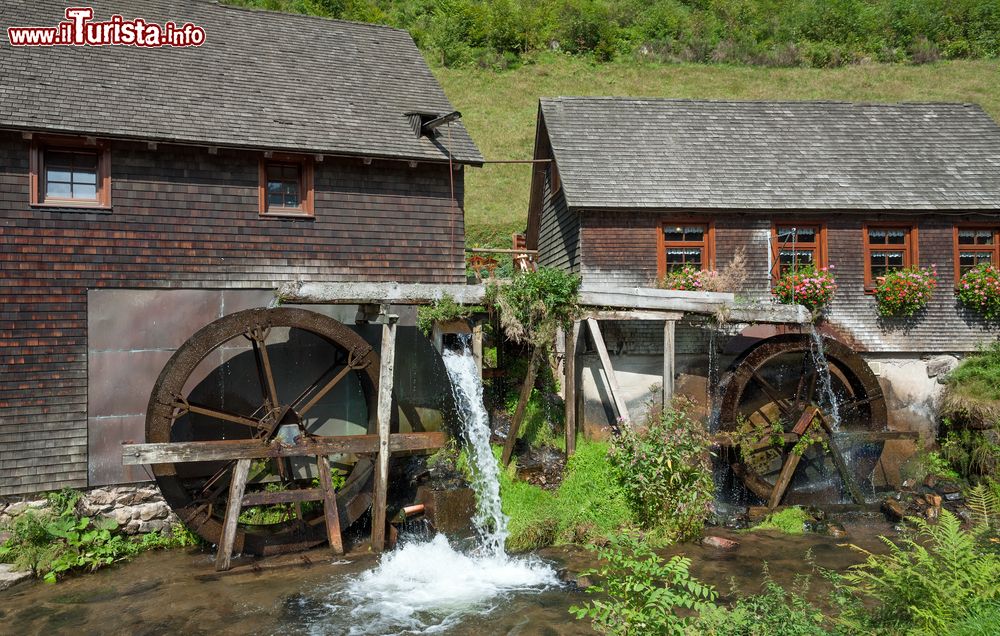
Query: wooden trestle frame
123,281,811,570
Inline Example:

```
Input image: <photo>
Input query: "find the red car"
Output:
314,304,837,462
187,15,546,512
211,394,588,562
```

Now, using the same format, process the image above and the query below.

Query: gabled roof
538,97,1000,210
0,0,482,164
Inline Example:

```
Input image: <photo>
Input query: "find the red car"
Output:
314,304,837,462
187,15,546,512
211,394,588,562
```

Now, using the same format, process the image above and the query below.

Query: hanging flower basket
874,266,937,317
957,264,1000,320
772,265,837,311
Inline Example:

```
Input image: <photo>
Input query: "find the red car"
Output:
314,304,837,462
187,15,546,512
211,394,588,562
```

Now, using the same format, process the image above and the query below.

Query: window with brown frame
30,138,111,208
864,225,917,288
771,223,826,279
259,156,314,217
954,227,1000,283
658,222,713,275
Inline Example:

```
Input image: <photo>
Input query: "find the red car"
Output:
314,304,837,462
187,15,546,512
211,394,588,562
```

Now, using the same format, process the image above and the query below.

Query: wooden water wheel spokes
718,334,888,508
146,307,380,555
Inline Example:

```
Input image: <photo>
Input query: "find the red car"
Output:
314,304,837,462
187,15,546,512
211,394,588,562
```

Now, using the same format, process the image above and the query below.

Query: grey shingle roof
0,0,481,163
540,97,1000,210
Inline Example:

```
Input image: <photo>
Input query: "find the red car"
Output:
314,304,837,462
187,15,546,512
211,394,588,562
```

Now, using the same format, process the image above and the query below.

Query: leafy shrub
838,510,1000,634
486,266,580,347
940,426,1000,478
957,264,1000,320
873,265,937,317
693,566,830,635
569,532,718,636
607,400,713,542
0,489,198,583
772,266,837,311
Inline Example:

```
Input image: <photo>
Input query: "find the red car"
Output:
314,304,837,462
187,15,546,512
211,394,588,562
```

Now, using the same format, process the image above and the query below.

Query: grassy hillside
435,56,1000,246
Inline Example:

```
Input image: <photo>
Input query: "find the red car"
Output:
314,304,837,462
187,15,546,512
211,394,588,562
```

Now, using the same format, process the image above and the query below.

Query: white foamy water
320,341,558,634
329,534,559,635
809,327,842,429
441,343,509,554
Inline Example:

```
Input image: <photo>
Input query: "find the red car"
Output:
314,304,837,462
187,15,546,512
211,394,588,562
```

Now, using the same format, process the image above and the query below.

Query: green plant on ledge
486,266,580,347
416,294,480,336
873,265,937,318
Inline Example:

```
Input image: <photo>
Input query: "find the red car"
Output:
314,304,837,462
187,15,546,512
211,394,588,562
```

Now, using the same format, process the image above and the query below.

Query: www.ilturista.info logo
7,7,206,47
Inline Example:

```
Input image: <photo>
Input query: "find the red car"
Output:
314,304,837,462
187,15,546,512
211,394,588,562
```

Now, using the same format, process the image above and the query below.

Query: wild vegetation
226,0,1000,69
0,489,199,583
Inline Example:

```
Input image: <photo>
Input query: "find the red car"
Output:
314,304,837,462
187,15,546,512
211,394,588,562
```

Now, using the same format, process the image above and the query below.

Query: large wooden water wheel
145,307,380,555
717,334,889,507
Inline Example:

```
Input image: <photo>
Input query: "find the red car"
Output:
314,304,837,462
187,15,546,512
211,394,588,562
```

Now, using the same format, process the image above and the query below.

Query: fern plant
838,510,1000,634
967,481,999,533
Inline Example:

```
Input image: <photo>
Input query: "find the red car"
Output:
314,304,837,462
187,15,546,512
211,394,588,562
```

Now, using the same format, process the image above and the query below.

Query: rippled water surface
0,516,892,635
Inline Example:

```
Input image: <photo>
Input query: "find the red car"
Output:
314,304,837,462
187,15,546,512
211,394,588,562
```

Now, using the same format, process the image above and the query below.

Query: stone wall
0,484,178,537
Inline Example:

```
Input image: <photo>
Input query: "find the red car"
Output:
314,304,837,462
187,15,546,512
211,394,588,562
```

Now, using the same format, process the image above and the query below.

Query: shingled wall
0,132,466,496
578,209,1000,353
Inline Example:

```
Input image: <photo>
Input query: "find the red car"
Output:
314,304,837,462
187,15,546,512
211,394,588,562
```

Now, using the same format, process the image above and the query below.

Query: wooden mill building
527,97,1000,456
0,0,482,496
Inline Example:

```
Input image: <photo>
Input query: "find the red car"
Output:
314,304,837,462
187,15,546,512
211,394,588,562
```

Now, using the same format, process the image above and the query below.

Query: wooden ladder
215,454,343,572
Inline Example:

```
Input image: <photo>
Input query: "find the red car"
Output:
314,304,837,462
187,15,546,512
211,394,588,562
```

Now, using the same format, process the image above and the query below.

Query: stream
0,344,896,634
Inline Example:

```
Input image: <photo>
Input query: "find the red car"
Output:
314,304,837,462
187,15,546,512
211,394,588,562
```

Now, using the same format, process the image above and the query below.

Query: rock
124,520,141,535
883,498,906,521
901,479,916,491
927,494,943,508
137,502,169,522
137,519,168,534
5,499,48,517
0,564,32,591
934,480,962,495
85,489,115,507
925,506,940,522
702,535,740,550
826,522,848,539
923,474,937,489
944,491,963,502
926,355,959,378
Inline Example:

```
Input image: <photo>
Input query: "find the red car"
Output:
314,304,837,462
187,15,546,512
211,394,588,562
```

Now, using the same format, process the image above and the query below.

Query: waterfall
441,339,508,555
808,326,841,430
331,339,557,634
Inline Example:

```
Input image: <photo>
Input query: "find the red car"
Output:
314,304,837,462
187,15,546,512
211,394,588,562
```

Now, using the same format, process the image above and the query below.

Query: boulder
84,489,116,508
926,355,959,379
0,564,31,591
137,502,170,522
882,498,906,521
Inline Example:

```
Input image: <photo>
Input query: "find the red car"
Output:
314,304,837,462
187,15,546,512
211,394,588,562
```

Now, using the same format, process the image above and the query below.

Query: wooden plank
502,346,542,466
712,429,919,447
579,290,726,315
278,281,487,306
122,432,446,465
663,319,675,408
241,488,323,506
565,321,580,457
582,284,735,303
317,455,344,554
586,318,630,425
767,451,803,509
724,305,811,325
216,458,251,572
472,322,484,376
819,417,866,505
370,318,397,553
587,310,685,322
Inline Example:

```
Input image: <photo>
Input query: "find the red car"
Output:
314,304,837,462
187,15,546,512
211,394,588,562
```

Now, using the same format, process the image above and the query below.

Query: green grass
948,341,1000,402
500,439,632,551
751,506,812,534
435,55,1000,246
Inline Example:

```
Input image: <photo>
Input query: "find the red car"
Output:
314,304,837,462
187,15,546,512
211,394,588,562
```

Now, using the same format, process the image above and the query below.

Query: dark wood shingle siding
575,209,1000,353
0,132,466,495
536,170,578,273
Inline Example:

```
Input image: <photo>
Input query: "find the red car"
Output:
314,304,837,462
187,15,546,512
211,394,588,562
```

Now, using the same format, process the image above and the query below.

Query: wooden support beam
318,454,344,554
241,489,323,506
565,321,580,457
122,432,446,465
502,346,543,466
278,282,487,306
586,318,630,425
711,430,918,447
587,309,684,322
216,458,251,572
370,316,398,553
768,451,803,509
472,322,484,376
662,319,675,408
